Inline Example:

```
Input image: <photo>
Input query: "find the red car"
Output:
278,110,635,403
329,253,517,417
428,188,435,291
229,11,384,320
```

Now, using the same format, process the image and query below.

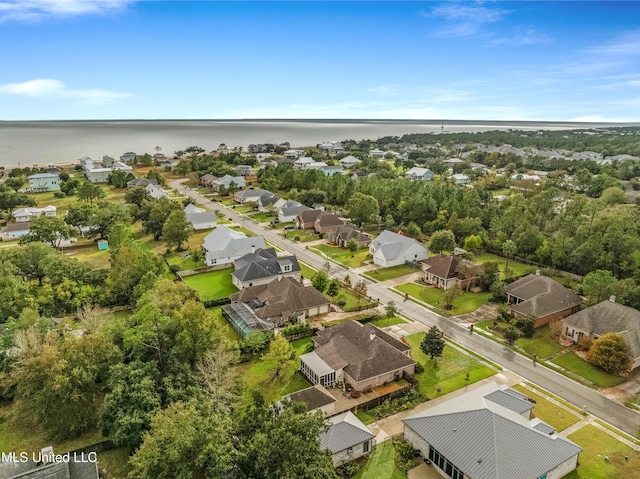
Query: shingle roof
297,209,324,224
203,225,266,261
422,255,462,280
403,382,582,479
2,222,31,232
186,211,217,229
315,212,344,228
370,230,427,261
232,248,300,283
506,274,582,318
563,300,640,359
287,385,336,412
312,321,414,382
319,411,374,453
126,178,157,187
235,188,270,199
280,205,311,217
331,224,371,244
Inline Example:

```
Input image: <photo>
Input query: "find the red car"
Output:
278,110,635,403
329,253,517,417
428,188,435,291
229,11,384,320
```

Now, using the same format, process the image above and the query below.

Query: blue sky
0,1,639,121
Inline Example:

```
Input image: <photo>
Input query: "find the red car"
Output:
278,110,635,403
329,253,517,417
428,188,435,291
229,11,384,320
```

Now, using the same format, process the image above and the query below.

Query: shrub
294,235,301,242
336,459,362,478
393,437,417,471
53,191,66,198
519,320,535,338
414,363,425,374
577,336,594,351
336,295,347,307
503,327,520,345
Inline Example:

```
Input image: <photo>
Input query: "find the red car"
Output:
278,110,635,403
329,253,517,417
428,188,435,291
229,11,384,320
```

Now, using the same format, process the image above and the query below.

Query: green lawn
286,229,321,242
334,287,378,311
166,252,204,270
356,411,376,426
516,324,567,358
396,283,491,316
551,352,626,388
474,252,537,280
236,337,313,405
182,268,237,301
404,333,496,398
249,212,276,222
370,316,407,328
210,306,241,344
363,264,416,282
510,384,581,432
298,261,318,280
310,245,370,268
566,425,638,479
353,442,407,479
230,225,257,237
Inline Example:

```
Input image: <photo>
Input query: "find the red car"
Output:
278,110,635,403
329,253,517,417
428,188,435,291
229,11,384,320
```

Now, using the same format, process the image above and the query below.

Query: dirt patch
373,382,404,396
602,368,640,404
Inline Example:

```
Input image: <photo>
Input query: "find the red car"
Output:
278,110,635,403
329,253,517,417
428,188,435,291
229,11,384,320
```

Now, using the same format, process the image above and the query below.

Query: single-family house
112,161,133,174
202,225,266,266
200,173,217,187
257,192,285,213
145,183,169,200
102,155,115,167
295,209,324,230
231,247,301,289
327,224,371,249
451,173,471,185
278,201,311,223
294,157,316,169
1,222,31,240
85,167,112,183
306,161,328,170
283,384,337,417
405,167,434,181
184,204,217,230
320,165,343,176
224,276,330,337
339,155,361,169
299,320,415,390
236,165,253,176
444,157,465,165
369,149,386,158
120,152,137,164
12,205,56,223
505,273,583,327
422,254,481,290
212,175,246,191
562,298,640,370
234,188,270,205
369,230,429,268
403,382,582,479
320,411,375,467
314,212,344,234
126,178,158,188
285,149,306,159
27,173,60,192
511,173,541,182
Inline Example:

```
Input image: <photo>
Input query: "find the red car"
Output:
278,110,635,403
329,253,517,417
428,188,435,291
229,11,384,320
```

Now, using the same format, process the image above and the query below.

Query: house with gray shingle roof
339,155,361,168
184,203,217,230
369,230,429,268
299,320,415,391
202,225,266,267
283,384,337,417
278,201,311,223
403,382,581,479
231,247,301,289
505,273,582,327
320,411,375,466
405,167,434,181
562,298,640,370
326,224,371,249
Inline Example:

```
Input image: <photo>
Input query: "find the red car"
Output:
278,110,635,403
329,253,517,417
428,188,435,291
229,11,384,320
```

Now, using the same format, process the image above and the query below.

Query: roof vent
477,459,482,464
535,269,541,276
609,295,616,303
369,331,376,341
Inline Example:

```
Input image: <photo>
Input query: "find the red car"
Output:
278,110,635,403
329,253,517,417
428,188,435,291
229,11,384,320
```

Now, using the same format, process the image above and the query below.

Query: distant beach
0,119,635,168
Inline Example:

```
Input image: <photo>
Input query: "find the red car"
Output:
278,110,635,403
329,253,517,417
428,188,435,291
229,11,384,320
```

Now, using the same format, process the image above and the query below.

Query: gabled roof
506,274,582,318
563,300,640,359
403,382,582,479
2,221,31,232
186,211,217,228
232,248,300,282
370,230,427,261
203,225,266,260
331,224,371,244
27,173,59,179
126,178,158,187
297,209,324,224
280,204,311,217
235,188,270,199
315,212,344,228
320,411,374,453
312,321,413,382
422,255,462,280
405,167,433,178
287,384,336,412
339,155,361,166
184,203,206,214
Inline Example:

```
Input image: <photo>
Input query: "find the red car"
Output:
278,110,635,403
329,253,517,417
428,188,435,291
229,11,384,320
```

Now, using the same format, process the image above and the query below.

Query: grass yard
516,324,567,358
404,333,496,398
334,287,378,311
551,352,626,388
510,384,581,432
210,306,241,344
249,212,276,222
285,229,321,242
363,264,416,282
356,411,376,426
396,283,491,316
0,402,103,454
230,225,257,237
97,448,132,478
64,245,112,269
474,253,536,280
370,316,407,328
353,442,407,479
566,425,639,479
310,244,370,268
298,261,318,280
182,268,237,301
236,337,313,405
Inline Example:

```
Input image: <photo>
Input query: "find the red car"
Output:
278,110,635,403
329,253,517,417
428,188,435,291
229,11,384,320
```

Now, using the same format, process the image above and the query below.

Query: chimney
251,244,255,254
535,269,540,276
609,295,616,303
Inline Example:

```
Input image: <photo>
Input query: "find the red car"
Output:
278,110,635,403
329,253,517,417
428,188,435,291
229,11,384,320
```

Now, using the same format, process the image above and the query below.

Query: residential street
172,179,640,436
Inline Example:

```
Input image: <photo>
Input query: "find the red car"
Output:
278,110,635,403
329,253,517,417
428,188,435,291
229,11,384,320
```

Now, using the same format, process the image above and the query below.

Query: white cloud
0,0,135,23
424,2,509,38
491,26,550,46
586,30,640,56
0,78,132,103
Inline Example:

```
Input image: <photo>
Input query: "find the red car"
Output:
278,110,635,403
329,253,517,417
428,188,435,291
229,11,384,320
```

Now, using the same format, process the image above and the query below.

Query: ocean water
0,119,633,167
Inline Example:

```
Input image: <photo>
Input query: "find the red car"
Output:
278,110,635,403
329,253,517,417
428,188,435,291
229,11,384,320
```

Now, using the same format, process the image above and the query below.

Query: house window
283,265,291,272
428,446,464,479
363,441,369,453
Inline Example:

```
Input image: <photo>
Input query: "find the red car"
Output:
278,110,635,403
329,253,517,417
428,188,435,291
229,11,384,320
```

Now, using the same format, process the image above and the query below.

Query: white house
451,173,471,185
294,157,316,169
145,183,169,200
320,412,375,467
202,225,266,267
184,204,217,230
339,155,361,168
277,201,310,223
405,167,434,181
12,205,57,223
369,230,429,267
234,188,270,204
369,149,386,158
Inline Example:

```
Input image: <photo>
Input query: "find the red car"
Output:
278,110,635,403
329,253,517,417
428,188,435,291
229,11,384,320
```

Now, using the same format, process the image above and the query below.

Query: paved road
173,180,640,436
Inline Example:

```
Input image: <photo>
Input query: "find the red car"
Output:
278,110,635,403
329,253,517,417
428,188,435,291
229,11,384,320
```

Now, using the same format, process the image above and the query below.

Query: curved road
173,180,640,436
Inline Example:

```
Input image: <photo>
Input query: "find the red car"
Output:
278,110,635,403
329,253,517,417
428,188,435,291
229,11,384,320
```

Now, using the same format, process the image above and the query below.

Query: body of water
0,119,634,167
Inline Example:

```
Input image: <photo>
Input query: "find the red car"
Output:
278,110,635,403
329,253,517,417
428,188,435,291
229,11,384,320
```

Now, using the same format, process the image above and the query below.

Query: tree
5,177,24,191
582,269,617,305
420,326,445,360
326,279,340,299
443,283,462,310
106,243,161,305
262,335,295,378
108,169,133,188
481,260,500,289
353,280,368,305
385,301,398,318
130,400,234,479
501,239,517,275
162,209,192,251
99,361,162,452
587,333,631,374
347,237,359,253
503,327,520,345
77,183,105,204
12,242,57,285
143,197,180,240
349,192,380,226
0,261,36,322
463,234,483,254
20,216,75,248
0,190,36,213
456,260,481,292
428,229,456,253
197,344,239,414
341,274,352,290
311,271,329,293
172,300,218,369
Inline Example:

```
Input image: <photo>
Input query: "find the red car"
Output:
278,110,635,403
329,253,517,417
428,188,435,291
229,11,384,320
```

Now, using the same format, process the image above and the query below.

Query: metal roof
319,411,374,453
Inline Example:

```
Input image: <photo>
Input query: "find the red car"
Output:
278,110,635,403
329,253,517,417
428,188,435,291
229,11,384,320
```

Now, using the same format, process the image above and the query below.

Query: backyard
310,244,370,268
404,333,496,398
182,268,237,301
396,283,491,316
353,442,407,479
363,264,416,282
